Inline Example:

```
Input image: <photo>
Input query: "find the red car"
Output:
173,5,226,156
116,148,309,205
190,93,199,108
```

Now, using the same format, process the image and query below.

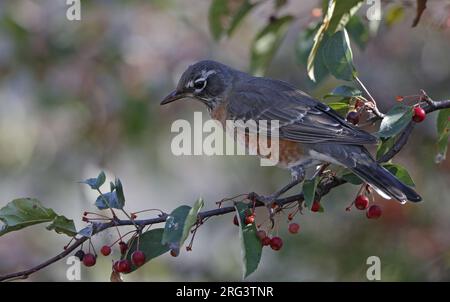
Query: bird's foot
254,194,281,228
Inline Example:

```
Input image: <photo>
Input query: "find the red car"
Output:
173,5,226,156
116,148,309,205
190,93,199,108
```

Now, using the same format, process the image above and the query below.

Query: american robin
161,60,421,203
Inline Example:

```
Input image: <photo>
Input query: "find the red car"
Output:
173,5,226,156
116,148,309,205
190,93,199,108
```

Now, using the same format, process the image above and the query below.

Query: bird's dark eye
193,78,206,91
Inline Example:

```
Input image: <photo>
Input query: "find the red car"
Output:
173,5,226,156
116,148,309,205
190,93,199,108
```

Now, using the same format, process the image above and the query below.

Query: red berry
245,214,255,225
119,241,128,255
131,213,137,220
117,259,131,273
354,195,369,210
100,245,111,256
233,215,239,226
396,96,404,102
288,223,300,234
311,201,321,212
346,111,360,125
131,250,146,267
270,237,283,251
82,253,96,267
366,204,382,219
261,237,271,246
256,230,267,240
412,107,426,123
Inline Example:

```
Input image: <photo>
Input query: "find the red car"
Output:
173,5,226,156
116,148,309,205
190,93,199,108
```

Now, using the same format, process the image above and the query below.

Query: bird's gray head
161,60,233,110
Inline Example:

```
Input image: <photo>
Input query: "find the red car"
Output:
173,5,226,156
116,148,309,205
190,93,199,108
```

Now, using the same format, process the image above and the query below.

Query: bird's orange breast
210,103,306,167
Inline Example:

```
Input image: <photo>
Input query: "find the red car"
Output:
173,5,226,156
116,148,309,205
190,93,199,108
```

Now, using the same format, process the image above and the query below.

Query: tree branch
1,97,449,282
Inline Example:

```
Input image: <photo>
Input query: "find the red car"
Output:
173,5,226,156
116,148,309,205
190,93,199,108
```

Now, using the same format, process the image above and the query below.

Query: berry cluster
352,194,382,219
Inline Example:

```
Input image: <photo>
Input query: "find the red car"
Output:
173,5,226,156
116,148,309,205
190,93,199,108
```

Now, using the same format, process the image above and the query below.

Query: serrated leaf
0,198,76,237
303,177,319,208
234,202,262,279
95,191,124,210
326,85,362,98
250,15,294,76
162,205,191,251
121,228,170,273
346,15,369,50
307,2,335,82
322,29,356,81
81,171,106,190
327,0,364,34
46,215,77,237
436,109,450,163
382,163,415,187
327,102,350,116
377,104,413,138
308,0,362,82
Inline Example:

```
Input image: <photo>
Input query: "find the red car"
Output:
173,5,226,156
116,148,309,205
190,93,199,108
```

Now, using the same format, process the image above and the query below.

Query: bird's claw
258,195,279,228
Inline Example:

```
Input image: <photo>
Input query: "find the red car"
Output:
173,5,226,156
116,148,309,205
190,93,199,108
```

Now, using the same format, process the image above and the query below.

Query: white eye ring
193,78,207,92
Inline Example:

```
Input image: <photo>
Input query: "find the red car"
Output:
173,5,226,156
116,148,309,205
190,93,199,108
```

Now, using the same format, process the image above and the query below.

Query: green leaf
250,16,294,76
161,202,201,251
322,29,356,81
181,198,204,246
340,170,364,185
346,15,369,50
385,4,405,27
227,1,258,37
122,228,170,273
325,85,362,98
307,2,334,82
81,171,106,190
209,0,257,40
376,137,395,160
382,163,415,187
95,191,124,210
234,202,262,279
436,109,450,163
209,0,228,40
377,104,413,138
295,21,321,67
0,198,76,237
327,0,364,34
327,102,350,116
303,177,319,208
307,0,362,82
114,178,125,207
46,215,77,237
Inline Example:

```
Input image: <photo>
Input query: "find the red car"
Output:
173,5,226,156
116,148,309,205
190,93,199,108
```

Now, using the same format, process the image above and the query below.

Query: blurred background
0,0,449,281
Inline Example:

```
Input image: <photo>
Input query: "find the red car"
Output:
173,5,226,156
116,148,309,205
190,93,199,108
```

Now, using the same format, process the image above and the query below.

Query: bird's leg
258,165,305,226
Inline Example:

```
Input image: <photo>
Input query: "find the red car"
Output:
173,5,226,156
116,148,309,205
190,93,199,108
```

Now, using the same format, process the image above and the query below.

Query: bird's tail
312,144,422,203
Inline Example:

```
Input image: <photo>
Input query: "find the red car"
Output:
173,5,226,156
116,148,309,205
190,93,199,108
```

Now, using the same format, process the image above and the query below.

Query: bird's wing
227,78,378,145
